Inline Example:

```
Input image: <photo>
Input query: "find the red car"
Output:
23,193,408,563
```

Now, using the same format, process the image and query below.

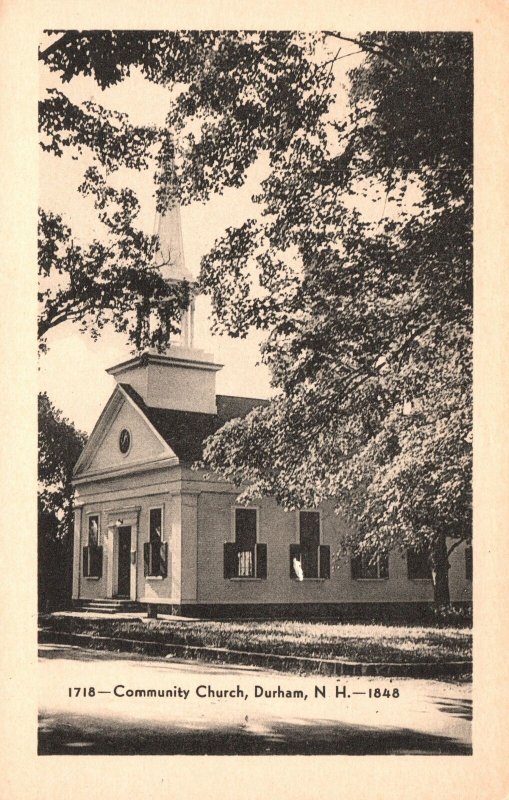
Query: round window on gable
119,428,132,455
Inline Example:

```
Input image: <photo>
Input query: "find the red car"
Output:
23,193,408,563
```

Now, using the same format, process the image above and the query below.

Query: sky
38,34,364,434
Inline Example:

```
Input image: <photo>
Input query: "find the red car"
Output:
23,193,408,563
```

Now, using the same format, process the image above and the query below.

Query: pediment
74,386,176,477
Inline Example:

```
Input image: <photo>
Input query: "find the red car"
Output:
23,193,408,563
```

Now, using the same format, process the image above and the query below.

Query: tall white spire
153,197,193,284
107,139,221,412
153,141,195,349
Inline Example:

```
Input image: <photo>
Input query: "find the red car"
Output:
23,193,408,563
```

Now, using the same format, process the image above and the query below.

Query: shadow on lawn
38,709,471,756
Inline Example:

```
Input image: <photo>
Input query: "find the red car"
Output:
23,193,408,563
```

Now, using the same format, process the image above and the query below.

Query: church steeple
107,139,222,414
152,141,195,350
153,188,193,284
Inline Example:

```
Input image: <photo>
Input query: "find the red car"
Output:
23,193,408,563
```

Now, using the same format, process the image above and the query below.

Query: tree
38,392,87,609
39,30,336,352
198,33,472,605
39,31,472,605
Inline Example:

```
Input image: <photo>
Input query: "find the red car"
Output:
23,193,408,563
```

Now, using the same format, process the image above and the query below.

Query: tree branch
447,537,468,558
39,31,77,62
323,32,403,69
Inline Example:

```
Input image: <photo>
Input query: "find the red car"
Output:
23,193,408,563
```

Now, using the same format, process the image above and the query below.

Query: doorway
116,526,131,597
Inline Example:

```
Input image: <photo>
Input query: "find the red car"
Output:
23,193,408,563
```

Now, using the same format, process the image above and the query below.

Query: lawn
40,614,471,664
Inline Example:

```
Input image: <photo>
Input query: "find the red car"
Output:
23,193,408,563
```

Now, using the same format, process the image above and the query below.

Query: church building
71,195,472,619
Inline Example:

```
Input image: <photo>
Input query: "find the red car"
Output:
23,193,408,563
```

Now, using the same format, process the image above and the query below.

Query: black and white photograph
2,0,509,793
35,27,476,759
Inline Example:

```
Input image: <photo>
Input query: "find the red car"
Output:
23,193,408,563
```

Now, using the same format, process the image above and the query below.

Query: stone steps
80,599,142,614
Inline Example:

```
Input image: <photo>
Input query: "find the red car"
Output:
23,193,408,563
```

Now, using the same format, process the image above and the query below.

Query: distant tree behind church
38,392,87,610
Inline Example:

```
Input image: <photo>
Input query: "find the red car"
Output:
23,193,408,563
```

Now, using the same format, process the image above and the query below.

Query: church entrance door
117,526,131,598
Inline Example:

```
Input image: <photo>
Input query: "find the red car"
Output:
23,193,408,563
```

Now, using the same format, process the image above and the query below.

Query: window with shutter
235,509,256,577
149,508,162,542
407,549,431,579
145,508,166,577
83,544,102,578
224,509,267,579
299,511,320,578
88,515,99,547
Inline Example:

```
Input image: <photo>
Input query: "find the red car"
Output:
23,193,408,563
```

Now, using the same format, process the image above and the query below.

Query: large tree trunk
430,531,451,606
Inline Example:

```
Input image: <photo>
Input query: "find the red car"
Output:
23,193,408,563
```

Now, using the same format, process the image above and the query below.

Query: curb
39,629,472,679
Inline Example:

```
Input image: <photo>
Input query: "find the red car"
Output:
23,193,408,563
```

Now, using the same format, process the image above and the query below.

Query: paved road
38,644,472,755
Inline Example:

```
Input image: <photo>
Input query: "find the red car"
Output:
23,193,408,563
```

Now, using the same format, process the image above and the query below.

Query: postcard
1,1,508,798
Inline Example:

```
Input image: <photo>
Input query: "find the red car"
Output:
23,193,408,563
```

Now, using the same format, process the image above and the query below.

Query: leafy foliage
197,33,473,603
38,392,87,609
39,31,473,603
38,171,190,353
39,30,336,351
38,391,86,529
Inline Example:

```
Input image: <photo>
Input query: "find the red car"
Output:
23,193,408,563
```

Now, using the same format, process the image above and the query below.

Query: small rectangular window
149,508,162,543
88,515,99,547
407,549,431,579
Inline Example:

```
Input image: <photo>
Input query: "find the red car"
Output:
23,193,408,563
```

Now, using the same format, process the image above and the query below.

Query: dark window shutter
224,543,237,579
160,542,168,578
83,546,89,577
93,546,103,578
319,545,330,579
290,544,301,579
256,543,267,579
379,554,389,579
144,542,150,577
151,542,161,576
351,554,361,580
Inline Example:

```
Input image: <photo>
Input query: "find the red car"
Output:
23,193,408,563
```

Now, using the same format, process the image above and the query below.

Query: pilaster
72,505,83,600
180,492,200,603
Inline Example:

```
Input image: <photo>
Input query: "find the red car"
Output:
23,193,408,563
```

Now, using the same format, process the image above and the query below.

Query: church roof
119,383,269,464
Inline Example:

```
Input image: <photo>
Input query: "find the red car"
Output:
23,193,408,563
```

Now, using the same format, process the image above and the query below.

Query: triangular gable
74,385,177,477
